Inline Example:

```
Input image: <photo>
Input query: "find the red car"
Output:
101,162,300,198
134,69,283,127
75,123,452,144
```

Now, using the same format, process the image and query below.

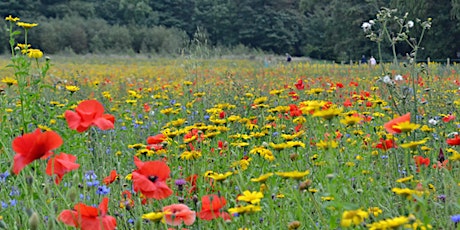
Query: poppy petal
93,117,115,130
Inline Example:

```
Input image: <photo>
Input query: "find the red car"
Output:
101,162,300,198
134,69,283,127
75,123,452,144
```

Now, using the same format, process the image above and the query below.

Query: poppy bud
67,187,78,203
288,221,301,229
299,180,312,190
29,212,39,230
290,153,299,161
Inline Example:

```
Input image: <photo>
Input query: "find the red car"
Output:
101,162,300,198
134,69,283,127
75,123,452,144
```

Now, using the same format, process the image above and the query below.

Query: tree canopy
1,0,459,61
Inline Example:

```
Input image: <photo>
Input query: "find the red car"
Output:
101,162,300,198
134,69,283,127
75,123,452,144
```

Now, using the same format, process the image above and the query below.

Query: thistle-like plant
363,8,432,119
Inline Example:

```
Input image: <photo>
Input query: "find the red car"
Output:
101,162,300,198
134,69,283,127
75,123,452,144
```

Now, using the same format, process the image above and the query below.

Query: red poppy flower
46,153,80,184
289,104,302,117
442,115,455,123
163,204,196,226
131,156,173,200
384,113,411,134
187,174,198,194
198,194,231,221
414,156,430,172
12,129,63,174
447,135,460,146
343,98,352,107
147,133,167,145
58,197,116,230
103,170,119,185
295,79,305,90
65,100,115,132
374,139,396,151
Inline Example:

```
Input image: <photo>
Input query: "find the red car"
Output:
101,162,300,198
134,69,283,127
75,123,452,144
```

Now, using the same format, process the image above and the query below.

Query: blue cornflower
85,171,97,180
451,214,460,223
1,201,8,209
9,186,20,196
96,185,110,195
204,115,210,120
86,180,100,187
79,194,90,200
9,199,16,206
0,171,10,183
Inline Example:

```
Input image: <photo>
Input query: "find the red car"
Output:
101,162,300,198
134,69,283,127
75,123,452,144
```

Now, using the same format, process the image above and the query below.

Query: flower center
148,176,158,183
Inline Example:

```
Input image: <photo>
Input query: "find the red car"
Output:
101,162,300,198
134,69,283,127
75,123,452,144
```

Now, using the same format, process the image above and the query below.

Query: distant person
369,56,376,67
286,53,292,63
361,55,367,64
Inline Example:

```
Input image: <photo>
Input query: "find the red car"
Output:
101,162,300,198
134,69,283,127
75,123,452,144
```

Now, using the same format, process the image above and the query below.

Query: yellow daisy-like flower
321,196,334,201
292,116,307,124
251,173,274,183
253,96,268,105
368,207,383,217
276,170,310,180
396,175,413,183
142,212,164,222
391,188,425,200
313,107,342,120
180,150,202,160
170,118,186,127
420,125,434,132
399,139,427,149
128,143,146,150
340,116,362,126
269,142,289,151
249,146,275,161
392,121,420,133
65,85,80,93
316,140,338,150
5,15,20,22
449,151,460,161
17,22,38,29
287,141,305,148
237,190,264,204
307,88,324,95
27,48,43,59
125,173,132,180
367,216,410,230
269,89,284,95
193,92,206,97
231,158,251,170
206,171,233,181
230,141,250,147
228,204,261,214
340,209,369,227
1,77,18,86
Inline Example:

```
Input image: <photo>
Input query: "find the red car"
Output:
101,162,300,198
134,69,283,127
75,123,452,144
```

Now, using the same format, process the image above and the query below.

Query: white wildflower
394,74,403,81
362,22,372,32
428,118,438,126
383,75,392,84
407,20,414,28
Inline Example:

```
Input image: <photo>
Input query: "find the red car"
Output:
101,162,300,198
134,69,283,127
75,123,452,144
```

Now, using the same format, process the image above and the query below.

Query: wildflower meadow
1,13,460,230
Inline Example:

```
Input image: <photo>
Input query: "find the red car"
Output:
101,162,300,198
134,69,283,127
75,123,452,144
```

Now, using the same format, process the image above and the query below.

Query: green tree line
0,0,459,61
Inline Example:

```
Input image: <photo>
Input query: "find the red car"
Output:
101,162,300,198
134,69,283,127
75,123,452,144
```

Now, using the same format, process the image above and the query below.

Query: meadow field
1,13,460,230
1,52,460,230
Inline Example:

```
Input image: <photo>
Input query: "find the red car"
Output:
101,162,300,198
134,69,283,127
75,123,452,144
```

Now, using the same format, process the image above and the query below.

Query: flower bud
29,212,39,230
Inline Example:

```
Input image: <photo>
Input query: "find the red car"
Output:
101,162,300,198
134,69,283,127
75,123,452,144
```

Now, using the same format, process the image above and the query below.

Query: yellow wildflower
142,212,164,222
340,209,369,227
17,22,38,29
367,216,410,230
251,173,274,183
5,15,20,22
237,190,264,204
276,170,310,180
